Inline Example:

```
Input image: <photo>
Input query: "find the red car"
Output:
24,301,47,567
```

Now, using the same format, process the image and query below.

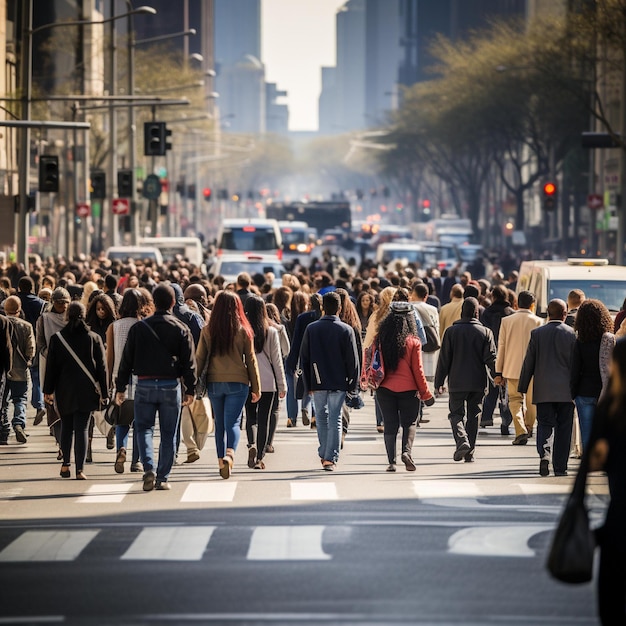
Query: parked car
209,254,285,289
105,246,163,266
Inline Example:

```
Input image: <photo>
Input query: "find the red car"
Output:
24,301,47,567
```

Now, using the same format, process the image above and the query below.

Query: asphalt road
0,393,608,626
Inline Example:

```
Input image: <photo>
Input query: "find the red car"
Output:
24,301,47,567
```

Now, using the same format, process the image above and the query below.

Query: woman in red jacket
377,301,434,472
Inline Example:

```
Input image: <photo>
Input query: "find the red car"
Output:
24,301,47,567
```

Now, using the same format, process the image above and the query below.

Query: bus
266,201,351,236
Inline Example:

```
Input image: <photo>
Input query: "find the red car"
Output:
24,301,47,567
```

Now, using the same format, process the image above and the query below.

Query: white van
216,218,282,260
138,237,204,267
105,246,163,265
516,258,626,317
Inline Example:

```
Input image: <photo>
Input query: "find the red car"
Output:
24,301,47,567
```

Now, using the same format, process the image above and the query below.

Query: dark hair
378,307,418,372
462,297,479,319
208,290,253,356
413,283,428,299
310,293,322,315
356,289,375,318
118,288,143,319
574,299,613,343
463,284,480,300
335,288,361,334
273,287,293,317
548,299,566,320
85,293,117,329
518,290,535,310
104,274,118,291
393,288,409,302
288,291,309,335
18,276,34,293
322,291,340,315
65,301,89,333
244,294,269,353
153,284,175,311
490,285,508,302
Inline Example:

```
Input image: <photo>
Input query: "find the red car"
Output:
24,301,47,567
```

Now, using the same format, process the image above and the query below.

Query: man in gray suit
518,299,576,477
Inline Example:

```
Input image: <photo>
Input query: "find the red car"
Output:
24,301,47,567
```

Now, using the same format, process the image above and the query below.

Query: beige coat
438,297,463,340
496,309,543,379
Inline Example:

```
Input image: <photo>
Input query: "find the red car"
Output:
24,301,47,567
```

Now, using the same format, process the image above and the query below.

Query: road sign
112,198,130,215
587,194,604,210
76,202,90,217
143,174,162,200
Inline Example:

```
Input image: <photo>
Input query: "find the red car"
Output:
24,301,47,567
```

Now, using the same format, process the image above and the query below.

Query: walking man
518,299,576,477
1,297,35,445
0,313,12,444
435,297,497,462
300,291,359,470
495,290,543,444
115,284,196,491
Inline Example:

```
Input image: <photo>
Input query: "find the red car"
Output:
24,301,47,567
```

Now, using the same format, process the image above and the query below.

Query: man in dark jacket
171,282,204,346
300,292,359,470
115,284,196,491
17,276,47,425
435,297,497,462
519,299,576,477
480,285,514,432
0,315,11,445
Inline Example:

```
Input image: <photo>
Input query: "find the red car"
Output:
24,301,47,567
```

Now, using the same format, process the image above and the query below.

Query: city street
0,395,607,626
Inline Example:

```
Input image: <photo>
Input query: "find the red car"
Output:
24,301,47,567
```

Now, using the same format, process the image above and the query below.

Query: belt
137,376,177,380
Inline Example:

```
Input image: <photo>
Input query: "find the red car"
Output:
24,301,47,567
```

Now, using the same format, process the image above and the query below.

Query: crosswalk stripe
0,488,22,500
181,482,237,503
247,526,331,560
448,525,552,557
517,483,571,496
412,480,484,499
77,483,134,503
290,482,338,501
0,530,99,562
121,526,216,561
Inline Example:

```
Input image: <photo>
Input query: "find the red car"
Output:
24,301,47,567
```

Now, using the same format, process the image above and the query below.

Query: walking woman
43,302,108,480
196,291,261,479
377,302,434,472
589,339,626,625
85,292,117,346
284,291,309,427
356,290,376,340
571,299,615,451
106,288,143,474
243,296,286,469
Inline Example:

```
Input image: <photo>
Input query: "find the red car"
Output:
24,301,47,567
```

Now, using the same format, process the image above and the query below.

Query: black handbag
104,399,135,427
421,324,441,353
546,451,595,584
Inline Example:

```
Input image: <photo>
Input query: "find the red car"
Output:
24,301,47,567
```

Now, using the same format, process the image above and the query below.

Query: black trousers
60,411,91,471
448,390,483,450
376,387,420,463
535,402,574,473
245,391,275,460
481,381,513,427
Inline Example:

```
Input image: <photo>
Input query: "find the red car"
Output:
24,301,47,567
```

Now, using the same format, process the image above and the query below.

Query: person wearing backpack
377,301,434,472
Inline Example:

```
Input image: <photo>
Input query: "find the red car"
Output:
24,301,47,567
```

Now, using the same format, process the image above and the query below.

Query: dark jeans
60,411,91,471
245,391,275,460
535,402,574,473
448,390,483,450
481,381,512,427
268,391,279,445
376,387,420,463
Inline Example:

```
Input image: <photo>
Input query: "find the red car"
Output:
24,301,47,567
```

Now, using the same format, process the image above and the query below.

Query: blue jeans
574,396,597,451
2,380,28,429
29,365,44,410
312,390,346,463
134,380,181,483
208,381,249,458
116,424,140,464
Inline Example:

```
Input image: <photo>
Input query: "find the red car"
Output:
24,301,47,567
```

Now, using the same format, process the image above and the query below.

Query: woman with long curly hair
356,290,376,339
85,293,117,347
243,296,286,469
571,298,615,450
588,339,626,624
377,302,434,472
196,291,261,479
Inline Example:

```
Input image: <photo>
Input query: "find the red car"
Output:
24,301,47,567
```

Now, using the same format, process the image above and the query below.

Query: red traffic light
203,187,212,201
543,182,557,196
422,199,431,208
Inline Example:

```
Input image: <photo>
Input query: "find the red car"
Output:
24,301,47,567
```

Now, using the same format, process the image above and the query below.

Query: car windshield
383,249,425,264
548,280,626,312
220,227,278,252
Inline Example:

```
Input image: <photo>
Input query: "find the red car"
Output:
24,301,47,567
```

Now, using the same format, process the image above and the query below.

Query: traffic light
542,181,558,211
144,122,172,156
90,171,106,199
38,155,59,192
218,188,229,200
117,169,133,197
356,189,364,200
203,187,212,202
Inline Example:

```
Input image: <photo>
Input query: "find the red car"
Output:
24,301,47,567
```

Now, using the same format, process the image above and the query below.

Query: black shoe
155,481,171,490
453,442,471,461
512,434,529,445
480,420,493,428
143,470,156,491
500,426,510,436
539,459,549,477
386,463,396,472
310,418,316,429
106,428,115,450
464,450,475,463
0,439,7,446
247,446,256,469
554,470,568,477
401,452,416,471
34,409,46,425
14,426,27,444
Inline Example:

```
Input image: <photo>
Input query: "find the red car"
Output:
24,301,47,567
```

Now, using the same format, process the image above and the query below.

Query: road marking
122,526,216,561
0,530,98,562
181,482,237,502
0,488,22,500
290,482,338,501
76,483,134,503
448,525,552,557
517,483,571,495
247,526,331,560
